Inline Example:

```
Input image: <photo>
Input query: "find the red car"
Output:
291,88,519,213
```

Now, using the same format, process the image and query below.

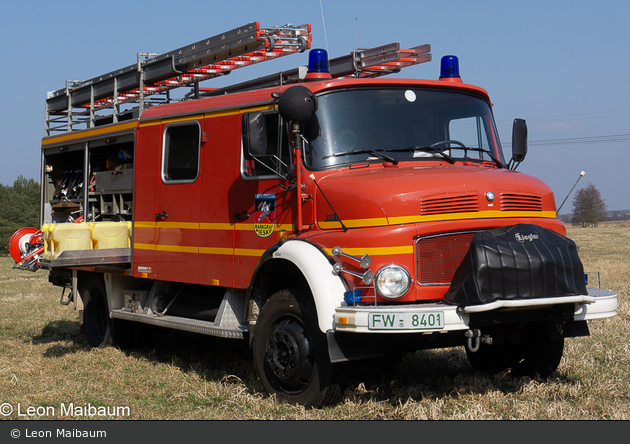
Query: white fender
272,240,347,333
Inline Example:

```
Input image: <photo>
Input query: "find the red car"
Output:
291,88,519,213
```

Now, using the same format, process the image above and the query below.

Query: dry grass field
0,226,628,420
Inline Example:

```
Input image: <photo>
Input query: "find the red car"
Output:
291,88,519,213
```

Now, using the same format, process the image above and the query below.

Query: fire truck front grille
416,231,478,285
500,193,543,211
420,194,479,215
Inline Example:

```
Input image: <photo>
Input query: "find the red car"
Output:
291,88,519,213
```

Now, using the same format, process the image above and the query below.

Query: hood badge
515,232,540,243
485,191,495,202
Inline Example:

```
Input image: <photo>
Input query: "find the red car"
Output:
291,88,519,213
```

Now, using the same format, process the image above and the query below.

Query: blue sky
1,0,628,211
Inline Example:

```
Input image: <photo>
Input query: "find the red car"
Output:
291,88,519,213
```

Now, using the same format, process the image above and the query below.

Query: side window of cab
241,111,290,179
448,116,490,150
162,121,201,183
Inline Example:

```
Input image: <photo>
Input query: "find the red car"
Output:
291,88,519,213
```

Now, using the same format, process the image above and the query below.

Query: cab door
155,119,203,284
234,110,295,287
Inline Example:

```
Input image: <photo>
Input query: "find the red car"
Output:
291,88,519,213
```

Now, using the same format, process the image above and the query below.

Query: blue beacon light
440,55,462,82
344,289,362,305
305,48,332,80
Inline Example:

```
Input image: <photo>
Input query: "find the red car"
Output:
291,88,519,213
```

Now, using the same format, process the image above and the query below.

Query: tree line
0,176,40,255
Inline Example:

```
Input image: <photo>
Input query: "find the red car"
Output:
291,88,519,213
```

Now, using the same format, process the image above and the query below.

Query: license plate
368,311,445,330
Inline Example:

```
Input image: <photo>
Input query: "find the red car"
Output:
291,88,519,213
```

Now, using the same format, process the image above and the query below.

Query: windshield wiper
385,146,507,168
322,149,399,165
383,146,455,164
456,147,506,169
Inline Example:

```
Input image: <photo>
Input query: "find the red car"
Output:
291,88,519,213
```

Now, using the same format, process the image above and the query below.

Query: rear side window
162,122,200,183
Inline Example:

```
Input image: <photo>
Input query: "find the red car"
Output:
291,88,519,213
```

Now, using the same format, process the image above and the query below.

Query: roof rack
201,43,431,97
45,22,311,136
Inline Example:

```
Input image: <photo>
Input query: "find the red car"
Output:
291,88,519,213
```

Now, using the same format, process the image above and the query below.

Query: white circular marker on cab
404,90,416,102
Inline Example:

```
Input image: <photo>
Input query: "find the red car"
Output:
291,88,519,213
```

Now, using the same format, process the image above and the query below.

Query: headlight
375,266,411,299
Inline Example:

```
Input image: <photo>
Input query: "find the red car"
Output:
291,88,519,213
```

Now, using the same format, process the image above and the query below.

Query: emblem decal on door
254,193,275,238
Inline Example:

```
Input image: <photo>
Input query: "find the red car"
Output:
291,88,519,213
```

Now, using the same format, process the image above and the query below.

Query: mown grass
1,226,629,420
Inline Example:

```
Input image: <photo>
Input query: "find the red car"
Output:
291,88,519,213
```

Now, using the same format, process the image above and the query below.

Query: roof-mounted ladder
337,43,432,78
201,43,432,97
45,22,311,136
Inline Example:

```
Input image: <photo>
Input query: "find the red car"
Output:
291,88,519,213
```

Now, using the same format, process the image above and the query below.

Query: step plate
111,309,247,339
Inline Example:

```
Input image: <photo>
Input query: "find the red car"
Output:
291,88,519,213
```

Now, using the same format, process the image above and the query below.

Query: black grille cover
443,224,587,306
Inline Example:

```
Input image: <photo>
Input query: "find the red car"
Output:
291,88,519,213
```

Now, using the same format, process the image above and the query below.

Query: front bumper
333,287,618,334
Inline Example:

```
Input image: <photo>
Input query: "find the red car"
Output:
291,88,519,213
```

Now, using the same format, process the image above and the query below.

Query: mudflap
327,331,385,363
562,319,590,338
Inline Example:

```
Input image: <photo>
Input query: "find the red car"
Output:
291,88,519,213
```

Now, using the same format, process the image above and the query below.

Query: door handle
234,212,251,220
156,212,169,221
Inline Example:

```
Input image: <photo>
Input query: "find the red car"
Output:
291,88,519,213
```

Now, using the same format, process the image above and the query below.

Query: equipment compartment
94,169,134,192
42,133,135,224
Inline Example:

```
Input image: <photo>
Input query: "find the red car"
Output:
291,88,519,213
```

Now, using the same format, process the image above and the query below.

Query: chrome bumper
334,287,618,333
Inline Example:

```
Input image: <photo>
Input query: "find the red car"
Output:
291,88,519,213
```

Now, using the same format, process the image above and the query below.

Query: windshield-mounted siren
305,48,332,81
439,55,462,83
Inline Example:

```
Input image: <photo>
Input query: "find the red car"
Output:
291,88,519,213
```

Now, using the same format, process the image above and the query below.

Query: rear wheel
83,277,113,348
83,276,134,348
253,289,341,408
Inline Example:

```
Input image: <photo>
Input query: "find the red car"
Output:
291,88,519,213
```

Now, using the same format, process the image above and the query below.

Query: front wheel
253,289,340,408
466,322,564,379
512,322,564,379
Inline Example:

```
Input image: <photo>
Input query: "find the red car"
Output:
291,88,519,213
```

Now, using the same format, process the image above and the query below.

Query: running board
111,309,248,339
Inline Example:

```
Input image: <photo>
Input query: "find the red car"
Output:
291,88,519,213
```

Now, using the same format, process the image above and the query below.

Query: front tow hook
465,329,493,353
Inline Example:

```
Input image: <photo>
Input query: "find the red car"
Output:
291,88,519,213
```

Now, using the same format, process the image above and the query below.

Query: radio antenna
557,170,586,213
319,0,329,52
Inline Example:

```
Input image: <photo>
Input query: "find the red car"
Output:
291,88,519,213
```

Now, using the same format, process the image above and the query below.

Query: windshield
303,88,505,169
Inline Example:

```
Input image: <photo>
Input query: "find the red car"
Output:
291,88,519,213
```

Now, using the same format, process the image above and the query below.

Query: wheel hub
266,318,314,390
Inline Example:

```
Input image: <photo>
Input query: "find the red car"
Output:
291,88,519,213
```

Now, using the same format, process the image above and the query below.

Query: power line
496,109,630,149
496,108,630,126
503,133,630,148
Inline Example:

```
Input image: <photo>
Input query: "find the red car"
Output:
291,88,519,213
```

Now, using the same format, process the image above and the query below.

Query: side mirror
277,85,318,125
510,118,528,169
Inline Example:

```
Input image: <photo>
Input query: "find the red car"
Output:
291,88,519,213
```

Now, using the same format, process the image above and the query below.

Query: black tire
465,339,510,374
512,322,564,379
253,289,340,408
83,275,134,349
83,276,113,348
466,322,564,379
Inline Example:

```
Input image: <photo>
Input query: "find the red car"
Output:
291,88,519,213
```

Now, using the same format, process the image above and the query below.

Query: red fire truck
11,21,618,407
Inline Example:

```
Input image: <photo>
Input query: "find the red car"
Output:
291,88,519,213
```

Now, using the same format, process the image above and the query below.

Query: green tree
0,175,40,255
571,182,608,227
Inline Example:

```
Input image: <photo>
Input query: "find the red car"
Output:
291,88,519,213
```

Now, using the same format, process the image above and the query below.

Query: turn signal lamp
305,48,332,80
277,229,289,241
439,55,462,83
